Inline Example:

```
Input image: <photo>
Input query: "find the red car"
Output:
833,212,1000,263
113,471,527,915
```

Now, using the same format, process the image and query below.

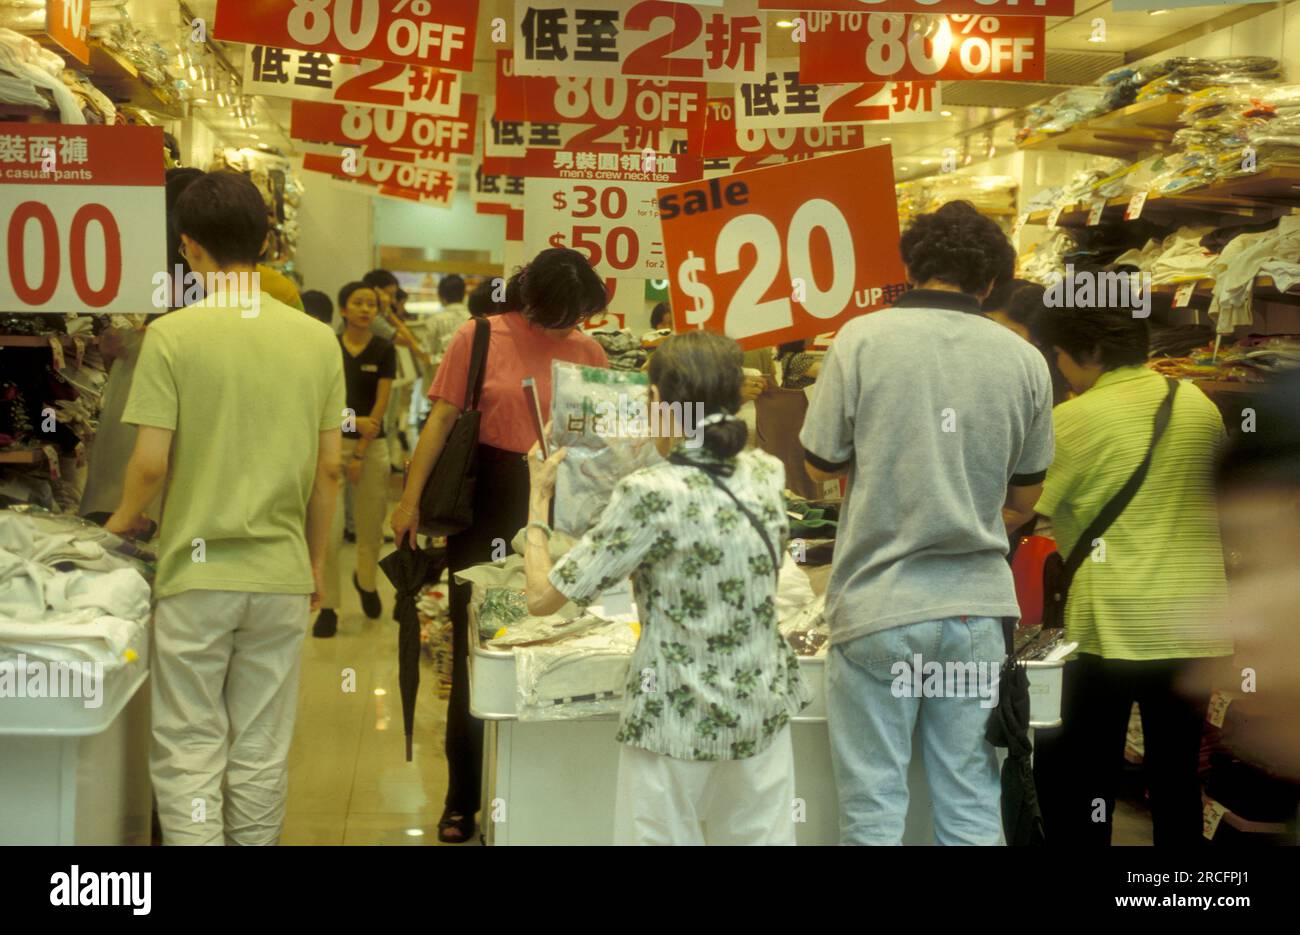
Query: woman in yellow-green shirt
1028,303,1231,847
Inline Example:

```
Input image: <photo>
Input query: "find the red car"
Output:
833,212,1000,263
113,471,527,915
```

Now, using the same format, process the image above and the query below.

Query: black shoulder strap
1060,377,1179,589
701,470,781,581
463,317,491,413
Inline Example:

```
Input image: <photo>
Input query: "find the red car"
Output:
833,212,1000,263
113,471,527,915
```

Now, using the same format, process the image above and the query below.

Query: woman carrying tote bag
390,248,608,843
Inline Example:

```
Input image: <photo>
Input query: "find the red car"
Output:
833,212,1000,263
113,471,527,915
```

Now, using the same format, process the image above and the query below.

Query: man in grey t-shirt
801,202,1054,845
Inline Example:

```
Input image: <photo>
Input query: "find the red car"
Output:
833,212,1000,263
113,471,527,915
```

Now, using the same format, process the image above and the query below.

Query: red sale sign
799,12,1045,83
702,98,865,157
46,0,90,64
658,146,907,350
2,125,165,314
290,96,477,159
301,151,457,206
213,0,479,72
759,0,1073,13
495,51,707,129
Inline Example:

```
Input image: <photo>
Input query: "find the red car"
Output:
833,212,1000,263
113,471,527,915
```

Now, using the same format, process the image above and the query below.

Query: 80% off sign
658,146,906,349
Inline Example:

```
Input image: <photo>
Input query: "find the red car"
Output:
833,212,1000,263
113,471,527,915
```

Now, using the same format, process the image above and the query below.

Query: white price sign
525,178,664,278
1,126,165,315
733,58,939,128
244,45,461,116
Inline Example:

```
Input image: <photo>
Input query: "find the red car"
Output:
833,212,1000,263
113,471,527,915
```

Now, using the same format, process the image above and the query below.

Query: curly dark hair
900,201,1015,296
519,247,607,329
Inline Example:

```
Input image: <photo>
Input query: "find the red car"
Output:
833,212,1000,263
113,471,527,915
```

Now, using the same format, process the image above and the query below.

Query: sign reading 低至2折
658,146,907,351
798,12,1046,83
1,125,165,315
732,58,939,128
212,0,479,73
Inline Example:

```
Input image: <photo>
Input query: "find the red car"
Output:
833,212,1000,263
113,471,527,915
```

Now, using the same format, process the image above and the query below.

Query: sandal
437,810,474,844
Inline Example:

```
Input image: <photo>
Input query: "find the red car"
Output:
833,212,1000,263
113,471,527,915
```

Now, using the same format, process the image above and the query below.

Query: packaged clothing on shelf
514,621,639,721
586,329,647,371
1208,215,1300,333
1019,87,1107,138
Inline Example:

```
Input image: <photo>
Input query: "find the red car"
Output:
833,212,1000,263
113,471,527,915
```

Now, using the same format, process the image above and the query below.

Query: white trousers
150,590,308,845
613,727,797,845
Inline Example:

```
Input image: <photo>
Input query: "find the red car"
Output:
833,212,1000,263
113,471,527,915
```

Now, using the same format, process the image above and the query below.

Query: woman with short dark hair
524,330,811,844
1028,304,1232,847
391,247,608,842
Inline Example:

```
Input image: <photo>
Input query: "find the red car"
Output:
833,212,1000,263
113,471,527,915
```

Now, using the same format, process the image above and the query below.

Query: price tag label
1047,205,1064,229
1087,199,1106,226
1010,212,1028,238
1173,281,1196,307
214,0,479,72
1,125,165,315
1202,798,1227,840
520,148,699,278
799,13,1046,84
1124,190,1148,221
1206,691,1232,728
658,146,907,350
702,98,865,157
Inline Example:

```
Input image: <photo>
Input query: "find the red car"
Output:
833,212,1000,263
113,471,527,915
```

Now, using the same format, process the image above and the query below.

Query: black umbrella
985,622,1047,846
380,542,446,761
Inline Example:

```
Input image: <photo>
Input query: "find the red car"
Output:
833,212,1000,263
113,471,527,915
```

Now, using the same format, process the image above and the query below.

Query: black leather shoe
312,608,338,638
354,573,382,619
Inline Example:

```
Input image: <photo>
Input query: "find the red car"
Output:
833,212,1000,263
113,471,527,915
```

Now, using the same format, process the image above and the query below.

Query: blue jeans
827,616,1005,845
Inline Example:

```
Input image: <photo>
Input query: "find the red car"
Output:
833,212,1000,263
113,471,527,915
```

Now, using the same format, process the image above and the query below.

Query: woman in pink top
391,247,608,842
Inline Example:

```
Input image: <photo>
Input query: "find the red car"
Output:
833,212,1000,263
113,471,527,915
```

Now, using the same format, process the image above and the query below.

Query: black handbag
1042,377,1179,628
418,317,490,536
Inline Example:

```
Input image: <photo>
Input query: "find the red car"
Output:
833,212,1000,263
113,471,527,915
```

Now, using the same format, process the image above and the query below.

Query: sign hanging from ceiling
243,45,461,116
1112,0,1268,9
759,0,1073,13
213,0,479,73
289,97,477,162
495,52,707,129
512,0,767,82
46,0,91,65
485,97,694,159
702,98,866,157
522,148,702,279
733,58,938,128
798,12,1045,83
302,151,456,206
1,125,164,315
658,145,906,350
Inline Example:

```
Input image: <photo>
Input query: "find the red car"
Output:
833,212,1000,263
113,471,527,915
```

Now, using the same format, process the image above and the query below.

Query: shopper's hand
356,417,381,439
740,374,767,403
391,501,420,550
527,441,566,502
310,563,323,612
346,457,363,486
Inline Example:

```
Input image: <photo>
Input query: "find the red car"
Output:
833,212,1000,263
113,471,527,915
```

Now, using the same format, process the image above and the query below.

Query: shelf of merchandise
1152,275,1300,302
0,102,52,119
1025,167,1300,229
1018,95,1188,159
40,39,184,118
0,448,46,466
0,334,97,348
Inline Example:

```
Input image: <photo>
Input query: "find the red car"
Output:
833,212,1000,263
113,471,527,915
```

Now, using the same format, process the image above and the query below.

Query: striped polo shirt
1036,366,1232,660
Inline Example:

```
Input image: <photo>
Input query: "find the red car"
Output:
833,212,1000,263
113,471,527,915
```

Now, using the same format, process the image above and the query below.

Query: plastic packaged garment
1020,87,1106,138
778,593,829,657
514,621,639,721
549,362,662,537
1208,215,1300,333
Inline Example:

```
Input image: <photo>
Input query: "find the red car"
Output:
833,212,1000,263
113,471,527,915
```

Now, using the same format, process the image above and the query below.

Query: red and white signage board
46,0,91,65
304,161,456,207
474,156,527,208
243,45,461,116
760,0,1073,12
703,98,865,157
733,58,939,128
658,146,907,350
585,276,648,332
513,0,766,82
290,97,477,162
522,148,702,279
798,12,1046,83
495,51,707,129
213,0,479,72
2,125,164,315
485,99,694,159
476,201,525,242
301,151,456,206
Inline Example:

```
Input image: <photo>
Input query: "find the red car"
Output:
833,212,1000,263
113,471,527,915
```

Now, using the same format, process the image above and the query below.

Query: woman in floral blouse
524,331,812,845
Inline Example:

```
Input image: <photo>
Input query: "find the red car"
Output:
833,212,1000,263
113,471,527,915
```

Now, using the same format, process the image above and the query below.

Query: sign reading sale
1,125,165,314
798,12,1045,83
658,146,906,350
213,0,479,72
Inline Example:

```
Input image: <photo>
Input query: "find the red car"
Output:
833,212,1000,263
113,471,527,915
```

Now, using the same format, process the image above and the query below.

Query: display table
0,644,152,846
468,620,938,845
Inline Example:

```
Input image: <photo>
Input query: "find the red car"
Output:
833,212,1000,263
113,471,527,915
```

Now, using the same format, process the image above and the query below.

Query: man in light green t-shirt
107,171,345,846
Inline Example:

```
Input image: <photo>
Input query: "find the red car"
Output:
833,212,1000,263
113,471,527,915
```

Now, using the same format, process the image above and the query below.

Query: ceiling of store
116,0,1279,179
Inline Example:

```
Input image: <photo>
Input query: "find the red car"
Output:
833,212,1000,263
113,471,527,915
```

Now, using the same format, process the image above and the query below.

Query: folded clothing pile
1018,87,1107,140
1112,225,1217,285
1208,214,1300,333
1149,335,1300,382
1135,57,1281,101
586,328,646,372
